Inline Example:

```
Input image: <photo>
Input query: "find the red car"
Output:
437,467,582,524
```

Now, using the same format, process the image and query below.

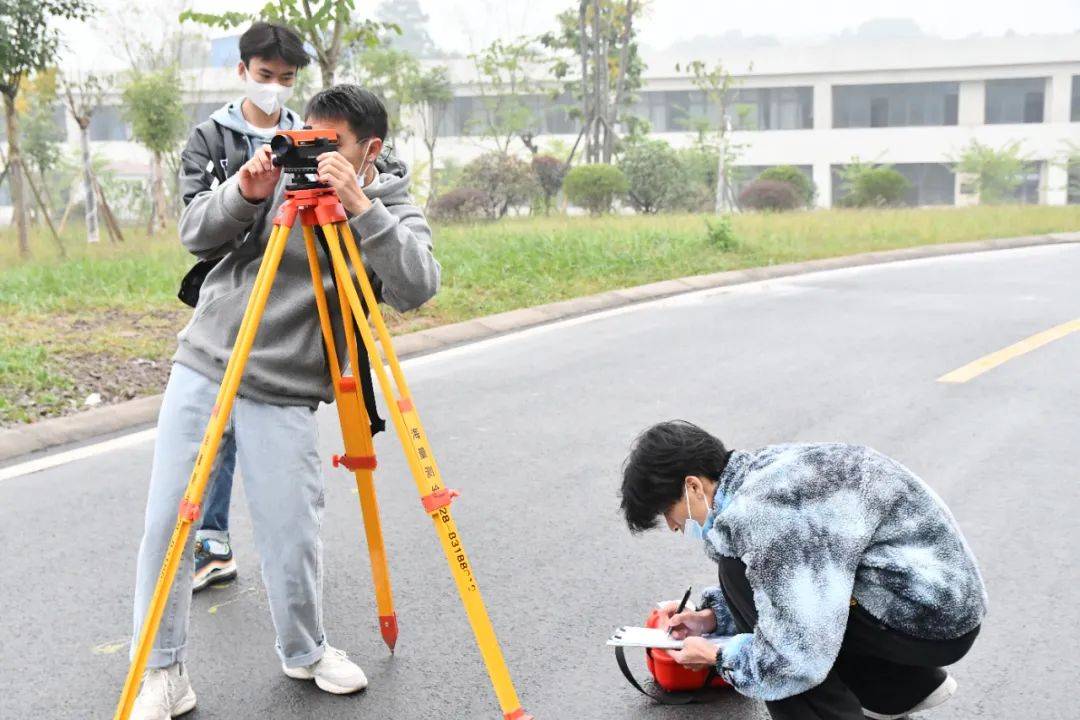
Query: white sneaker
282,645,368,694
131,663,197,720
863,673,957,719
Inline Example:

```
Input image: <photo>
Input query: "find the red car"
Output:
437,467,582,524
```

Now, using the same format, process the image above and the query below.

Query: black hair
304,84,389,141
620,420,732,533
239,21,310,69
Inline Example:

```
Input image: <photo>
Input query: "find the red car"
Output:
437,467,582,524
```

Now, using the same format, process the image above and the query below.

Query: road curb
2,230,1077,463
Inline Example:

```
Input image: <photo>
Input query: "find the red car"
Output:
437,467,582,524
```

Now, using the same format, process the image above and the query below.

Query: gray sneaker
282,645,368,694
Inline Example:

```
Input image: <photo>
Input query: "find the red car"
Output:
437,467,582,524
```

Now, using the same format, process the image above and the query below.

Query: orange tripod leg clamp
177,499,201,523
420,488,460,513
332,453,378,471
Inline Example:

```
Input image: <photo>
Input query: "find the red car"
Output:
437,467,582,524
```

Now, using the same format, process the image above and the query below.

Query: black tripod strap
315,226,386,436
614,646,697,705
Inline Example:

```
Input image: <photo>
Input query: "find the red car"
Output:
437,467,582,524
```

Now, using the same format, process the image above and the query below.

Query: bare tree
61,72,104,243
409,66,453,206
540,0,643,164
0,0,94,258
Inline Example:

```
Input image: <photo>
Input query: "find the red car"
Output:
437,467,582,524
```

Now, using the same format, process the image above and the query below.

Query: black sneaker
193,537,238,592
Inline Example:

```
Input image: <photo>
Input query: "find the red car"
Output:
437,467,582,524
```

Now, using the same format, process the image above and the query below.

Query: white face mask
243,68,293,116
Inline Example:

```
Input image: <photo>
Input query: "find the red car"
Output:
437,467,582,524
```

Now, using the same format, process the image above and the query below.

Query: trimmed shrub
429,187,491,222
840,164,911,207
738,179,802,211
618,139,687,213
563,163,629,215
757,165,815,207
531,155,567,214
462,152,538,218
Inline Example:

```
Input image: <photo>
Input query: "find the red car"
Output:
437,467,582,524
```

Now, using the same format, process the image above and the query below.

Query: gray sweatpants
132,362,328,669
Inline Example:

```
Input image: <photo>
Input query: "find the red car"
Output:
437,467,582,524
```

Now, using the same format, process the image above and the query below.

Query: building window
437,93,579,138
985,78,1046,124
870,98,888,128
632,91,670,133
88,105,131,141
831,163,956,207
1010,162,1043,203
438,96,476,136
1071,76,1080,122
833,82,959,128
634,87,812,133
1068,160,1079,204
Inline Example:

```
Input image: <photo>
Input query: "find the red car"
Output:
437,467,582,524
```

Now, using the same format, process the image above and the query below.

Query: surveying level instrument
114,129,533,720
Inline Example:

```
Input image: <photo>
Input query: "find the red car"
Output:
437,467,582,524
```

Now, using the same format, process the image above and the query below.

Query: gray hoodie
175,157,440,407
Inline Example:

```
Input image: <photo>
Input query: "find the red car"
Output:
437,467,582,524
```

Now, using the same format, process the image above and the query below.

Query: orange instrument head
270,127,339,172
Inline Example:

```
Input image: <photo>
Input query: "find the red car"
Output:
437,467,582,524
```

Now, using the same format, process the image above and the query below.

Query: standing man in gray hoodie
177,21,309,593
130,85,440,719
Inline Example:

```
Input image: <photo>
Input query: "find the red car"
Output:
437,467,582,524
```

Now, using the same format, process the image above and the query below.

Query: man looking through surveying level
128,84,440,720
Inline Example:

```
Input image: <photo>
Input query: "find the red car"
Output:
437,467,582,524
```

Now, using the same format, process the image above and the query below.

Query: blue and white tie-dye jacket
698,443,988,701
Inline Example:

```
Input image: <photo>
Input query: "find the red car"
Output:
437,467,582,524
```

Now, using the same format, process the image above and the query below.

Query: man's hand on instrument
237,145,280,202
668,636,719,671
664,607,717,640
317,151,372,216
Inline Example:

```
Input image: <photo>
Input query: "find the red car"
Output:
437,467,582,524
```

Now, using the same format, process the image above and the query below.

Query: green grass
1,204,1078,425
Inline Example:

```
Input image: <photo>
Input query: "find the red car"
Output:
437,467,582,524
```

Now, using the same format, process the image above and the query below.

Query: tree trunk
715,131,727,214
590,0,603,163
319,59,336,89
3,93,30,259
426,141,437,207
606,0,636,163
80,125,100,243
23,167,66,258
148,152,168,236
577,0,591,160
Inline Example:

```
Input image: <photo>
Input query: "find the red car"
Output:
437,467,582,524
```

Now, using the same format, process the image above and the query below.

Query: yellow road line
938,318,1080,383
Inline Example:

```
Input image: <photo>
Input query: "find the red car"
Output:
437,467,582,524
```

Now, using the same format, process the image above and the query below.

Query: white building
12,31,1080,211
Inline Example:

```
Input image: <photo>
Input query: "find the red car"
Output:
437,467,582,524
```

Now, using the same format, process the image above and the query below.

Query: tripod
114,182,533,720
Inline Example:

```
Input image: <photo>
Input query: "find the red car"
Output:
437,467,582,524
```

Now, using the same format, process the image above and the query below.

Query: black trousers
717,556,979,720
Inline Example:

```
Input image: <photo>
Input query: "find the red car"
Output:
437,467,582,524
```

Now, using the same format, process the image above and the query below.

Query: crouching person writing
620,421,988,720
129,85,440,719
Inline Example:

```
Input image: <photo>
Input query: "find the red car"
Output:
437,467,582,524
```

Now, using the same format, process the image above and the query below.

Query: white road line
0,428,157,483
2,243,1071,483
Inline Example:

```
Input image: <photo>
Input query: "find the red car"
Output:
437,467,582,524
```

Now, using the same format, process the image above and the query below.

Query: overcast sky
59,0,1080,71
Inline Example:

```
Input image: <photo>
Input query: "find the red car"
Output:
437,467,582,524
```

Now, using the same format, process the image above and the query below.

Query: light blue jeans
132,362,328,668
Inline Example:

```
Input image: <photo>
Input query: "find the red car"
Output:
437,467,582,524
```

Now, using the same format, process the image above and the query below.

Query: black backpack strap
221,125,247,180
178,125,253,308
614,646,696,706
314,226,386,436
179,126,247,307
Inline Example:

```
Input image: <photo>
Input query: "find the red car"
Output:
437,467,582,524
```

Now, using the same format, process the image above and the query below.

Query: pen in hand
667,585,693,637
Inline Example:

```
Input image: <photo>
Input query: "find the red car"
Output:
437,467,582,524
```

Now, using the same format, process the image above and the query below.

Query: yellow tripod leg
114,221,292,720
320,220,532,720
301,225,397,650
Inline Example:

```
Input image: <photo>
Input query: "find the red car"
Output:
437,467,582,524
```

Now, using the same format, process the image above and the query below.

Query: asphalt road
2,244,1078,720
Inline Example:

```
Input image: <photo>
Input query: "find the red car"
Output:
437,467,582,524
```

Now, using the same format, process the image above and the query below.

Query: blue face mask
682,486,715,541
